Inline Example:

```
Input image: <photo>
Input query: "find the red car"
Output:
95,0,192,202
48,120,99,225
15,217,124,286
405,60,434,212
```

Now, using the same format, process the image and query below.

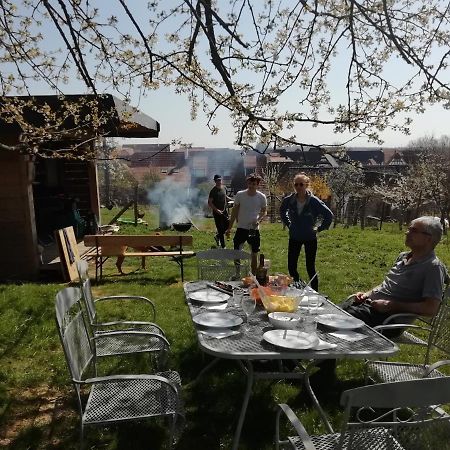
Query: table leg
303,361,334,434
232,360,254,450
195,357,220,381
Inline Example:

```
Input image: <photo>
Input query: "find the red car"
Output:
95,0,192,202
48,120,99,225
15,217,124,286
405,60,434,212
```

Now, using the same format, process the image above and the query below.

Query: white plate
316,313,365,330
299,295,324,307
263,329,320,350
193,312,243,328
190,289,230,303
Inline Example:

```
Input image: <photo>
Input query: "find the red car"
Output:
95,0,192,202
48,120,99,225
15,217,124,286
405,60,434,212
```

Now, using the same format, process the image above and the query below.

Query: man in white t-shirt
226,173,267,273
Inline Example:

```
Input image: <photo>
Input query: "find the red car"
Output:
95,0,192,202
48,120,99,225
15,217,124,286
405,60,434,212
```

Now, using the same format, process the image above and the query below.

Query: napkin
328,330,368,342
301,306,326,314
199,330,240,339
314,338,337,350
201,303,228,311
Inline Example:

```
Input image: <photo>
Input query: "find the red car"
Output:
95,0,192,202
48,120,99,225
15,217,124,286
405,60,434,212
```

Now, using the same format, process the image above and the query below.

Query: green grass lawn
0,208,449,449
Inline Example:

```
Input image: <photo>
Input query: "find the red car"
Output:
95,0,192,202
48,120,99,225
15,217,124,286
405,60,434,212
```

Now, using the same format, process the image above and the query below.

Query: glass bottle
256,253,268,286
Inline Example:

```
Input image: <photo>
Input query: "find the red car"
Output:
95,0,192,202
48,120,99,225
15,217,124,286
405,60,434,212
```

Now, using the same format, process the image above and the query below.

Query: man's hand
225,228,231,238
215,209,223,215
370,299,394,313
354,291,369,304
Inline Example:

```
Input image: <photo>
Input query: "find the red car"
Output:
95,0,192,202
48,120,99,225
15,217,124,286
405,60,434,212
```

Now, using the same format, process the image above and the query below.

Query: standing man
226,173,267,274
208,174,231,248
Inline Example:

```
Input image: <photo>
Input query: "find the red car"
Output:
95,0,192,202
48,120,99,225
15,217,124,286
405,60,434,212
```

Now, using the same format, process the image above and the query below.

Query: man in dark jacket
208,174,231,248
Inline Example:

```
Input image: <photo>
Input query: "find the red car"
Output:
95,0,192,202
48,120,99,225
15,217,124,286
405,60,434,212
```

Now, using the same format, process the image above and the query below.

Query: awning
0,94,160,147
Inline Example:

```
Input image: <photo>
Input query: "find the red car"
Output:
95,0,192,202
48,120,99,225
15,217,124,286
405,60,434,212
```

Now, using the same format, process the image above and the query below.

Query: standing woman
279,173,333,291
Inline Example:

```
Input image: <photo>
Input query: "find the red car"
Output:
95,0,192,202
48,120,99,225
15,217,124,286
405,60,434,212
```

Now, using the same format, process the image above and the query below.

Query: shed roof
0,94,160,147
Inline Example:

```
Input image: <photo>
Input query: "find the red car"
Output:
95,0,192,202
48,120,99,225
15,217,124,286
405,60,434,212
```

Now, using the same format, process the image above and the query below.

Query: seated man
343,216,449,336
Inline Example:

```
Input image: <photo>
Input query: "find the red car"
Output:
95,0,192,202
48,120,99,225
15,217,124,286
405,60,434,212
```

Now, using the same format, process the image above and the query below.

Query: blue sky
12,1,450,149
133,86,450,150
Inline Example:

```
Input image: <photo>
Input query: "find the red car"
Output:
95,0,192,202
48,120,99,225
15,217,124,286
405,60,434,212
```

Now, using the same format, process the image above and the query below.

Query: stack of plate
263,329,319,350
315,314,364,330
189,289,230,304
193,312,243,339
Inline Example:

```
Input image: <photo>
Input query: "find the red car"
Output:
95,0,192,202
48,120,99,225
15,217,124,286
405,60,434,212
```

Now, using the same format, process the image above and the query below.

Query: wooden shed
0,94,160,280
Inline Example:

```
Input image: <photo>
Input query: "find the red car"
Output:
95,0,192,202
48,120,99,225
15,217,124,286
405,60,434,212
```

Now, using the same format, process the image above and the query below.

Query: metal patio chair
372,284,450,347
367,287,450,383
196,248,251,281
275,377,450,450
61,285,170,370
55,287,184,449
77,259,166,333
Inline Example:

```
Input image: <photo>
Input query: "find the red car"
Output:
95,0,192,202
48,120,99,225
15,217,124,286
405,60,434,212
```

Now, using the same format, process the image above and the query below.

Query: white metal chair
276,377,450,450
55,287,184,449
196,248,251,281
77,260,166,332
77,261,168,368
367,287,450,383
61,285,170,370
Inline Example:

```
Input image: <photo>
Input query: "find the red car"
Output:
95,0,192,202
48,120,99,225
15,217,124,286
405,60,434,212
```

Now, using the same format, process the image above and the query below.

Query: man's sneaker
214,234,220,246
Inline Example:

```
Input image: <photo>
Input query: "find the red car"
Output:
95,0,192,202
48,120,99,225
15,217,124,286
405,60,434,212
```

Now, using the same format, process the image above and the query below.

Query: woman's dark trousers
287,238,318,291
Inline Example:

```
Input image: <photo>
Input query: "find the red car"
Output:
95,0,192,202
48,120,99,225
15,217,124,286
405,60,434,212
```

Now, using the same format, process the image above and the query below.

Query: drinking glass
308,294,321,314
230,288,243,308
241,294,256,331
302,315,317,336
297,314,317,337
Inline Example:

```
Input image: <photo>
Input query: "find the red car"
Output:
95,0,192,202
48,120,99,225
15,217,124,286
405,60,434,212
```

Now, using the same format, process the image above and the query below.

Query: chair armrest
381,313,419,325
92,330,170,348
92,320,165,335
276,404,317,450
81,373,180,394
374,323,432,333
94,295,156,321
424,360,450,377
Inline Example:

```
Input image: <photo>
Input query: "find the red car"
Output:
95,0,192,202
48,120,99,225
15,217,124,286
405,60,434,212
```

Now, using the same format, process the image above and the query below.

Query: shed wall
0,152,39,280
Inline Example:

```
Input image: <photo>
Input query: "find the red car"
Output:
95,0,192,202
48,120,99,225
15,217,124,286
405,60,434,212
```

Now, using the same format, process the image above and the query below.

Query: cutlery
199,330,240,339
206,283,232,294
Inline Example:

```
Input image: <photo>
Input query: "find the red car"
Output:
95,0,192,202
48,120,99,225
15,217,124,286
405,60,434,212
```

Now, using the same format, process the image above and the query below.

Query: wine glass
241,294,256,331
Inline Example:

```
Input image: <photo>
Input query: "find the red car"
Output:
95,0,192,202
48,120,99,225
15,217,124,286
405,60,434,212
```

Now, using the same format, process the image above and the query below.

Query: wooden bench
83,234,195,282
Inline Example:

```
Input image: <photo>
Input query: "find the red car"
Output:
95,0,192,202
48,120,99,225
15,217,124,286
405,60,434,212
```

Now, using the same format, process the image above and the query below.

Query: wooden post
134,183,139,226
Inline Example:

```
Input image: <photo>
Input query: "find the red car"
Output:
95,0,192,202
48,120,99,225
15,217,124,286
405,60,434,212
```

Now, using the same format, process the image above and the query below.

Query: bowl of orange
250,286,276,304
261,294,300,313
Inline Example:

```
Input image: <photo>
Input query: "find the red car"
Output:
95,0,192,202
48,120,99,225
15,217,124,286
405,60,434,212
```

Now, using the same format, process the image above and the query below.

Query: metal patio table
184,281,399,450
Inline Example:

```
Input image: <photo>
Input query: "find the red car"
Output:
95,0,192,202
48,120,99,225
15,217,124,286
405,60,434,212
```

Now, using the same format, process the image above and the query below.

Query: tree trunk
360,198,366,230
379,201,385,231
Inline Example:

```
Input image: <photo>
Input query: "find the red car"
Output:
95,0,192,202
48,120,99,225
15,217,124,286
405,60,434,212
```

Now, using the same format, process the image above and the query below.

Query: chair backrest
75,259,98,325
80,278,97,325
55,287,93,383
196,248,251,281
339,377,450,450
428,286,450,360
76,259,89,281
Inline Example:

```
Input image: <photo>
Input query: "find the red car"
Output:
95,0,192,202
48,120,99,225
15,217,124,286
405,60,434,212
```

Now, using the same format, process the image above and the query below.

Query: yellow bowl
262,294,299,313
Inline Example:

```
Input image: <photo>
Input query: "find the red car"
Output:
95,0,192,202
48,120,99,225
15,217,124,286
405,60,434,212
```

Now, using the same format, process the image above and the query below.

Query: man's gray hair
411,216,443,246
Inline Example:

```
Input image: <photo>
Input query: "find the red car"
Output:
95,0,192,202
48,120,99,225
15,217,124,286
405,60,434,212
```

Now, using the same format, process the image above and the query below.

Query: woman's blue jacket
279,191,333,241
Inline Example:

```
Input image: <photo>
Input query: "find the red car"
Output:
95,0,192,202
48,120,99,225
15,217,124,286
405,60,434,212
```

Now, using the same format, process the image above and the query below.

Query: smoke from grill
147,179,203,229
